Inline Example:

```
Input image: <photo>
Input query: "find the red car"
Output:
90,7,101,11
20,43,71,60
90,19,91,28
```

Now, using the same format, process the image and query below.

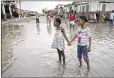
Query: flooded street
2,16,114,77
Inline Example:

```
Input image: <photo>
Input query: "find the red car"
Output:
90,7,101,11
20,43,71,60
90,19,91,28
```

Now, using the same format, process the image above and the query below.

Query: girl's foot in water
63,62,66,67
63,61,66,65
87,65,90,71
57,61,61,64
87,61,90,71
79,64,82,67
79,59,82,67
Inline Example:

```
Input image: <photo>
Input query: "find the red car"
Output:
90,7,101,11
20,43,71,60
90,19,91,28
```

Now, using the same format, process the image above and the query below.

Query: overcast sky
21,1,72,13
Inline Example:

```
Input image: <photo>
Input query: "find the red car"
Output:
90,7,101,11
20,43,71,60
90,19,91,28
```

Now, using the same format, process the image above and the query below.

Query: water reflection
1,24,25,75
84,70,89,77
2,16,114,77
109,25,114,34
1,42,13,74
53,64,66,77
47,23,52,35
36,23,40,35
65,19,70,26
69,26,75,39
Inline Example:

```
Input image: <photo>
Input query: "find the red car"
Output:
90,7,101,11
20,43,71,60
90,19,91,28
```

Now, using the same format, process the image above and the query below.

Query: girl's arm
69,14,70,20
70,34,78,43
88,37,91,52
61,28,69,43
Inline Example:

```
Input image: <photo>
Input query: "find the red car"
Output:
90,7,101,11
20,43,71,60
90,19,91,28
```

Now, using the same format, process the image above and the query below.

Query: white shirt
76,27,91,46
94,13,96,20
110,13,114,20
67,7,69,12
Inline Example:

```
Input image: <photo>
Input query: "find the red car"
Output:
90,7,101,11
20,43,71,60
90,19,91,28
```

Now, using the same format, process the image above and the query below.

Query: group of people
101,10,114,25
54,8,114,26
46,10,77,29
51,16,91,71
36,8,114,27
40,10,91,70
45,10,114,71
89,12,99,23
90,10,114,26
34,9,114,71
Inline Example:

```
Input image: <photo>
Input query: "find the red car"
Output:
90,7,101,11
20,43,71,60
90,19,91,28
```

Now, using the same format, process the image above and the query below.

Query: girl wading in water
68,16,91,70
51,18,70,65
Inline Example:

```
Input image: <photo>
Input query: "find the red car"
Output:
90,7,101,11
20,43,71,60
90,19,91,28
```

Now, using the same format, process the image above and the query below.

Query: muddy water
2,16,114,77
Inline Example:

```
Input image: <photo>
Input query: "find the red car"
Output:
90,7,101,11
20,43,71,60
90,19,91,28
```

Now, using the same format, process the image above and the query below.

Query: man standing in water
96,11,100,23
110,10,114,26
36,14,39,23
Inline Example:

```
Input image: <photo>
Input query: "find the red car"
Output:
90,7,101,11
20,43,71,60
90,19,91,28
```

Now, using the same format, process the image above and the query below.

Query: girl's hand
88,48,91,52
68,42,71,46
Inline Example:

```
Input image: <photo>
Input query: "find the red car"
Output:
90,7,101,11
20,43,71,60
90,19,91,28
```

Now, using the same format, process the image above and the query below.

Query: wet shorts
77,45,88,61
70,21,75,25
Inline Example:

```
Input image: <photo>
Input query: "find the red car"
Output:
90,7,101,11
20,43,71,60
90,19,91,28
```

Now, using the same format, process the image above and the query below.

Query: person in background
102,14,107,23
47,11,52,24
69,10,75,29
110,10,114,26
96,12,100,23
94,13,97,23
36,14,39,23
90,13,94,23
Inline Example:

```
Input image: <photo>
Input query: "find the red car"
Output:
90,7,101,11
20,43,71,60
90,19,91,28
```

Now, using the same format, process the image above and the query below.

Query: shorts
77,45,88,61
70,21,75,25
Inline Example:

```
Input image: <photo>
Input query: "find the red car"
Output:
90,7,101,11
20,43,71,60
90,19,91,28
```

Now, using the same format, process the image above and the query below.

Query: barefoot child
69,16,91,70
51,18,70,65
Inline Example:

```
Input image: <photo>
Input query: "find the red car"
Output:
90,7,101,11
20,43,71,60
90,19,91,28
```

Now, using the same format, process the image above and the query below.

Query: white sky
21,1,72,13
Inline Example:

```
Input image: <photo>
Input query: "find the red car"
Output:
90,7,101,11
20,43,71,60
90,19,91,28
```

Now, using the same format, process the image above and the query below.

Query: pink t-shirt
76,27,91,46
70,13,75,21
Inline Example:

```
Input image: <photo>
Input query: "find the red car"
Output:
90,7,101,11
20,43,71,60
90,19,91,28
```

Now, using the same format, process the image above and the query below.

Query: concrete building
1,1,21,20
73,1,114,20
74,1,114,12
56,4,64,15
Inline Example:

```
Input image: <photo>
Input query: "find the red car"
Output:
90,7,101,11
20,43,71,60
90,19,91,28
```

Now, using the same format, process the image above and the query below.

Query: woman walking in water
51,18,70,65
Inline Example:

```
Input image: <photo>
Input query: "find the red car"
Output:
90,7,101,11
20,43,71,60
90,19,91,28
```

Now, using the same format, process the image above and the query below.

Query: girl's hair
55,18,61,25
74,11,76,14
79,16,88,22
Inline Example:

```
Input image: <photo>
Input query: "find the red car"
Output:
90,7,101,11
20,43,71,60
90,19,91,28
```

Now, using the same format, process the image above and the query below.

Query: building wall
77,1,114,12
15,1,21,9
100,3,114,11
1,1,21,19
77,5,80,12
89,1,100,12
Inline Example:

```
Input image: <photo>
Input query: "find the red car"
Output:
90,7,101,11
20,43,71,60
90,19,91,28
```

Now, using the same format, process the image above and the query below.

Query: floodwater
1,16,114,77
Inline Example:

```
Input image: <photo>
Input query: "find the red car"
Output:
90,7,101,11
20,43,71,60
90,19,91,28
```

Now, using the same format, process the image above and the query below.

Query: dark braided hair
79,16,88,23
55,18,61,25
